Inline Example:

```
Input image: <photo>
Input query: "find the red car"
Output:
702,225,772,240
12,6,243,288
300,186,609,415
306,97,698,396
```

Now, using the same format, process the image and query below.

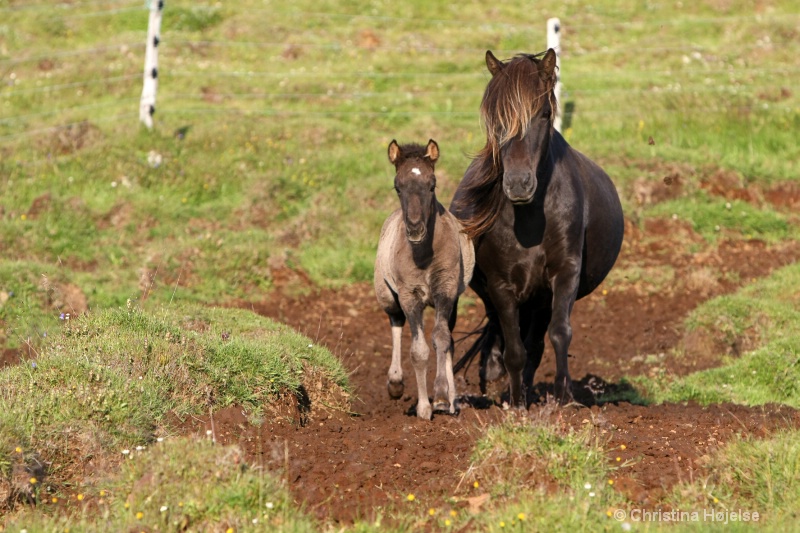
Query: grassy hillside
2,2,799,350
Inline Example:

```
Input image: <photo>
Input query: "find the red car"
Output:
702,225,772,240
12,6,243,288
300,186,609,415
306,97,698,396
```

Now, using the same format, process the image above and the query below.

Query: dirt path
184,226,800,524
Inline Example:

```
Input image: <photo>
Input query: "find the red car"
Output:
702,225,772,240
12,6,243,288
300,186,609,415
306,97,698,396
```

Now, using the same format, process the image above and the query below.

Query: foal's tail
453,317,490,375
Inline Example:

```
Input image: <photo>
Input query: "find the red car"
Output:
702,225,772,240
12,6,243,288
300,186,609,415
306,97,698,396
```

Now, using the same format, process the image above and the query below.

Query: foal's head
482,49,558,204
387,139,440,244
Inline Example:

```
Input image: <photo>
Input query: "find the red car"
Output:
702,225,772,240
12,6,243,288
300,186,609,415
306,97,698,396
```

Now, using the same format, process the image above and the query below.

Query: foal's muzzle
406,221,426,243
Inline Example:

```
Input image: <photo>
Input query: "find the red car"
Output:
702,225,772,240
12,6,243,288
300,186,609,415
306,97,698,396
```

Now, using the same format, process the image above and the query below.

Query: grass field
2,0,800,530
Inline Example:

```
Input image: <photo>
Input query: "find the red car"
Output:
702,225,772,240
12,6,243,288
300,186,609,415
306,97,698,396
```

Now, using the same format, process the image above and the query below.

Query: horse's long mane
456,53,557,239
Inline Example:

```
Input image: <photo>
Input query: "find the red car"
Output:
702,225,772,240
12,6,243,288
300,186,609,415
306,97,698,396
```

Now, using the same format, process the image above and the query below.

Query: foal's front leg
386,311,406,399
431,298,456,414
406,306,432,420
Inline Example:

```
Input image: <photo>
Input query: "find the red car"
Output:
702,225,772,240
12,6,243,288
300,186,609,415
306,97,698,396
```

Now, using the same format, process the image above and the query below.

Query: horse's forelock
457,55,557,239
480,55,555,158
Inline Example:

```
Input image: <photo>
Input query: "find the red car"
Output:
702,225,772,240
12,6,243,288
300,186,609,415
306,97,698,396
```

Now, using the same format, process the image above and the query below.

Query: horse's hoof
554,379,574,405
432,398,450,412
387,380,404,400
417,404,433,420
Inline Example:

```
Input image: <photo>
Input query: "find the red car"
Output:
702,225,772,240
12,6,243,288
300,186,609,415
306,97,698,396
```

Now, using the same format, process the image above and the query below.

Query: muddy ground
176,216,800,524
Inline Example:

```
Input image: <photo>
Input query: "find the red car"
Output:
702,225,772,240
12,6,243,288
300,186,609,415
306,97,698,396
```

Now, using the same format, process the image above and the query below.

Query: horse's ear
485,50,504,76
539,48,557,84
388,140,401,165
425,139,439,163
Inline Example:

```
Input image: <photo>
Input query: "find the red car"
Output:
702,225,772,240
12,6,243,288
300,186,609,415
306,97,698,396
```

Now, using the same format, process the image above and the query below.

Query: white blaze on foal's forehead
411,168,421,175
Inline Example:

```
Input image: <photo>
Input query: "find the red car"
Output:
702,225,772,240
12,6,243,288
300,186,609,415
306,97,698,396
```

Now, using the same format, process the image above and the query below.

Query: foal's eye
430,184,436,192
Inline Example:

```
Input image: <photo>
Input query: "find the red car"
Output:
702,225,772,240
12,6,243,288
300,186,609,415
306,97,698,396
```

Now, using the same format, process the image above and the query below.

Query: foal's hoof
432,398,451,413
417,403,433,420
387,380,404,400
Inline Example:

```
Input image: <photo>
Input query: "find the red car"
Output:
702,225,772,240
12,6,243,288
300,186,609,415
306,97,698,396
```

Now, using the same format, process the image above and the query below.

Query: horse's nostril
515,172,534,190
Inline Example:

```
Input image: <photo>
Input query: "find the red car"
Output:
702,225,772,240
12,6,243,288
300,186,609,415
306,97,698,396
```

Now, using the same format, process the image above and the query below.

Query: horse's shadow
404,374,646,417
531,374,648,408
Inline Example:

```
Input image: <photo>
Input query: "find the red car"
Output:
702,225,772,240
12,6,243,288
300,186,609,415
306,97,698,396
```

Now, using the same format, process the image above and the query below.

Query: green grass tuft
3,438,319,532
0,303,349,495
638,262,800,407
647,192,793,242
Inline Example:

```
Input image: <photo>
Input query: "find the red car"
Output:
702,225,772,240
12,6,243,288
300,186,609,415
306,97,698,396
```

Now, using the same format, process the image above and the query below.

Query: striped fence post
547,17,563,133
139,0,163,128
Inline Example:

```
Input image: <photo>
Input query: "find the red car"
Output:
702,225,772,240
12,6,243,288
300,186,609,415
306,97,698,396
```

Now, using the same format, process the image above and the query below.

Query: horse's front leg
472,279,506,396
489,288,526,408
386,311,406,399
431,297,456,414
406,304,432,420
549,267,580,404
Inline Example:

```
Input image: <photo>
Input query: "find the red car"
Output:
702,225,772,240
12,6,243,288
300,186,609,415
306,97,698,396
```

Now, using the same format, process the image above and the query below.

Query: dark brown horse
450,49,624,406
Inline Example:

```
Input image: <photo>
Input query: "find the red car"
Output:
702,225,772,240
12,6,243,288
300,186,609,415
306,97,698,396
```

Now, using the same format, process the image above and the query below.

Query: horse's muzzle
406,226,427,243
508,194,534,205
504,173,536,204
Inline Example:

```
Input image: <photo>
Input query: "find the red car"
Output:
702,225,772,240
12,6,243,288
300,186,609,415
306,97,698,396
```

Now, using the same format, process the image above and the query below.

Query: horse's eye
430,184,436,192
394,186,400,195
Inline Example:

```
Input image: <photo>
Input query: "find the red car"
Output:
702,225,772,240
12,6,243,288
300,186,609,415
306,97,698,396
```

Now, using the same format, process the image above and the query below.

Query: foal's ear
387,139,401,165
539,48,557,84
425,139,439,163
485,50,504,76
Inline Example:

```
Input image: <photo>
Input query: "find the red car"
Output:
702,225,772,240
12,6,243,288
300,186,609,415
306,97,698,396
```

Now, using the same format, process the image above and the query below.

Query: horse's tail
453,317,491,375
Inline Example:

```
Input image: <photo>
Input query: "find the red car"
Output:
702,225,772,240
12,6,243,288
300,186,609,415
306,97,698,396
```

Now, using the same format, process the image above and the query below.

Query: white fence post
547,17,563,133
139,0,163,128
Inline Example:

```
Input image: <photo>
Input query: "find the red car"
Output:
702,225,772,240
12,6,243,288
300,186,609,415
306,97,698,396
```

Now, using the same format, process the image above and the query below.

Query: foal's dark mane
455,53,558,239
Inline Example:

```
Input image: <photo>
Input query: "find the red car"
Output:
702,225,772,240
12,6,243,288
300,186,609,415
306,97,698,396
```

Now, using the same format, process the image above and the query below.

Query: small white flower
111,181,118,188
147,150,163,168
122,449,130,455
160,505,168,512
252,518,259,524
206,430,213,436
584,483,592,490
589,492,596,497
308,344,313,348
157,437,164,442
266,502,274,509
622,523,632,532
136,445,145,451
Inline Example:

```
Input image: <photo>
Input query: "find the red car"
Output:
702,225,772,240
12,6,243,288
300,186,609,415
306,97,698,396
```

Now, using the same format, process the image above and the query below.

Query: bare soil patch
0,348,22,368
